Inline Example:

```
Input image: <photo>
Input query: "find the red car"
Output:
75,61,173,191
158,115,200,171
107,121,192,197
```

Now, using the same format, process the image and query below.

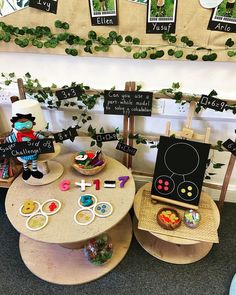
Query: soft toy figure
6,113,45,180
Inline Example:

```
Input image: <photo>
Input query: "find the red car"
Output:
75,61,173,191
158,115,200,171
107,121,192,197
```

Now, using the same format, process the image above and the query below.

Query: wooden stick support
38,162,50,175
128,81,136,169
17,78,26,100
218,153,236,210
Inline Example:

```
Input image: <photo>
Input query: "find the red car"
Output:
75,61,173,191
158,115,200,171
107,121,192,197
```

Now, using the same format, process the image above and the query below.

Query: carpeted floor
0,188,235,295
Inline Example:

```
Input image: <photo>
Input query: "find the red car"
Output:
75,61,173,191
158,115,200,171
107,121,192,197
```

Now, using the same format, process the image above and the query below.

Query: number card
223,139,236,156
208,0,236,33
88,0,118,26
146,0,178,34
95,132,118,142
116,142,137,156
56,86,83,101
29,0,58,14
199,95,227,112
0,139,55,158
104,90,153,116
53,127,78,143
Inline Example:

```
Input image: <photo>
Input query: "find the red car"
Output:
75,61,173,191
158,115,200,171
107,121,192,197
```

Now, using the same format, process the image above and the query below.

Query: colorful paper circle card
74,208,95,225
94,202,113,218
26,213,48,231
41,199,62,216
19,200,40,217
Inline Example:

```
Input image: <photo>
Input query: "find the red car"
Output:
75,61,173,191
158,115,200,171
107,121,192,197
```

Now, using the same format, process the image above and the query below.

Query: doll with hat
6,113,45,180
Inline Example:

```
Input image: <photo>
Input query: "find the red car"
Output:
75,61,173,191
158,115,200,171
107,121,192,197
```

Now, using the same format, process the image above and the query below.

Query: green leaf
213,163,225,169
181,36,189,43
169,36,176,43
136,85,142,91
72,116,78,121
124,46,132,53
99,127,105,133
90,140,96,147
133,52,140,59
125,35,132,42
133,38,140,45
88,30,97,40
155,50,164,58
168,49,175,56
227,50,236,57
209,90,217,97
172,82,180,89
97,141,103,148
225,38,234,47
174,50,183,58
115,127,119,134
109,31,117,39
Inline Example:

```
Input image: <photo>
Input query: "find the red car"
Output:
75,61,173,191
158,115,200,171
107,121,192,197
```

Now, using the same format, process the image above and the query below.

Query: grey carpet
0,188,235,295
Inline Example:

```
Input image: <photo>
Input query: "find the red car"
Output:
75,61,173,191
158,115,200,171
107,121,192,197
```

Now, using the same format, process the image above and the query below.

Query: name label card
56,86,83,101
199,95,227,112
54,127,78,143
223,139,236,156
96,132,118,143
29,0,58,14
88,0,118,26
104,90,153,117
0,139,55,158
116,142,137,156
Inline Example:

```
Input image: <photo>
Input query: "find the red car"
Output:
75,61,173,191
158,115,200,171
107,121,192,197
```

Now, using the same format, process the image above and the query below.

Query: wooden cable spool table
133,183,220,264
5,153,135,285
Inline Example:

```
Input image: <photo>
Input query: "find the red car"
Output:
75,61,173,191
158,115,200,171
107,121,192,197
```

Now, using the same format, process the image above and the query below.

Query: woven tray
138,190,219,243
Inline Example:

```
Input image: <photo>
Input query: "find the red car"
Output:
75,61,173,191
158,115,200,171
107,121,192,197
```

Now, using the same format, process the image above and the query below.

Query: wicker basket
72,153,106,176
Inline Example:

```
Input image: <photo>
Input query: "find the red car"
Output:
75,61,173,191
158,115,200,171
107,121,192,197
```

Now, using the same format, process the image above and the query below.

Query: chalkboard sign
151,136,210,208
53,127,78,143
116,142,137,156
29,0,58,14
199,95,227,112
96,132,118,143
55,86,83,101
223,139,236,156
0,139,55,158
104,90,153,117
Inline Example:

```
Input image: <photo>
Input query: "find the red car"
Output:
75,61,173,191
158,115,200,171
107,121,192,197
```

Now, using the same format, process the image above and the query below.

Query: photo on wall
146,0,178,33
208,0,236,32
0,0,29,17
151,136,211,209
89,0,118,25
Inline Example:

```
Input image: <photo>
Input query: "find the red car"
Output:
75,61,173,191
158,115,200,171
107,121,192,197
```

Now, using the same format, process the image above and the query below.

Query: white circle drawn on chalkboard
164,143,200,176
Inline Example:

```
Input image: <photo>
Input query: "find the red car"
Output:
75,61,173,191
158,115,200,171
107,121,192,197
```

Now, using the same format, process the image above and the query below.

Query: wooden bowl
72,153,106,176
157,207,181,230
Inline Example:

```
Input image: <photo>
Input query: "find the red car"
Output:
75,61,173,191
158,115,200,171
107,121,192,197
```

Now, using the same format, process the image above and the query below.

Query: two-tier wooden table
5,153,135,285
133,183,220,264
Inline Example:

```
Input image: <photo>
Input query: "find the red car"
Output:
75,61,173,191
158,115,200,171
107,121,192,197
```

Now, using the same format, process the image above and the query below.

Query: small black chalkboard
96,132,118,143
151,136,210,208
223,139,236,156
0,139,55,158
116,142,137,156
199,95,227,112
54,127,78,143
104,90,153,117
29,0,58,14
56,86,83,101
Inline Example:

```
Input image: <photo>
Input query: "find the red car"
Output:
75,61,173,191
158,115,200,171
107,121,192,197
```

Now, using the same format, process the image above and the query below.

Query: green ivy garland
0,20,236,61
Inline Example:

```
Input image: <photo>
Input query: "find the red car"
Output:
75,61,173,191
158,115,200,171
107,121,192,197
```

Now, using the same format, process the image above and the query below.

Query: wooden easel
151,101,211,209
122,81,136,169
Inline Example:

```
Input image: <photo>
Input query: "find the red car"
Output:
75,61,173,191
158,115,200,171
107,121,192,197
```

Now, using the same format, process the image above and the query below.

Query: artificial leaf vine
1,20,236,61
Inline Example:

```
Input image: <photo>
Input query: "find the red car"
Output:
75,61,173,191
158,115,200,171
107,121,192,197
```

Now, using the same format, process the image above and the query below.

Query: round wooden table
133,183,220,264
5,153,135,284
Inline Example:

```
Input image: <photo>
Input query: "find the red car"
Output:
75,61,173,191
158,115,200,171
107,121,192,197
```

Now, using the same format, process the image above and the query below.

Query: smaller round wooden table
133,183,220,264
6,153,135,284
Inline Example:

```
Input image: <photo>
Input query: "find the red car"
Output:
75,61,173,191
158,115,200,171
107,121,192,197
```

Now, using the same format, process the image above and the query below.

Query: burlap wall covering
0,0,234,62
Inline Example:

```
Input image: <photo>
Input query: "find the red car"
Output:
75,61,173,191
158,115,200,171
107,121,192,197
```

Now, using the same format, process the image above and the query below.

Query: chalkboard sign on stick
56,86,83,101
116,142,137,156
104,90,153,117
29,0,58,14
199,95,227,112
0,139,55,158
223,139,236,156
96,132,118,143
